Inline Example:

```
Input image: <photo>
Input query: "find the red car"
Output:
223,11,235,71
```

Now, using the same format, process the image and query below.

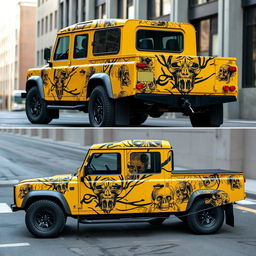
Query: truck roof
90,140,171,150
58,19,193,35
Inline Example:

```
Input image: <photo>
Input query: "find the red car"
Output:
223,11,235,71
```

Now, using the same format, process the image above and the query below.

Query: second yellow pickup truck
24,19,238,127
11,140,245,237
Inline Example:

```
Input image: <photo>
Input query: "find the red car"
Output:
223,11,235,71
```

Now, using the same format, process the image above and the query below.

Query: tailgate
148,55,238,96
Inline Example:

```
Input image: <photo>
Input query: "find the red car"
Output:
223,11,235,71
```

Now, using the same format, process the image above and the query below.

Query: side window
93,28,120,55
88,153,121,175
74,34,88,59
54,36,70,61
128,152,161,175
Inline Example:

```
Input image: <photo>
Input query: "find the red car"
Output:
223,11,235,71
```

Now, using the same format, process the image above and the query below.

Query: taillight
136,83,144,90
244,177,246,183
229,86,236,92
229,66,237,72
136,62,147,68
223,85,236,92
223,86,229,92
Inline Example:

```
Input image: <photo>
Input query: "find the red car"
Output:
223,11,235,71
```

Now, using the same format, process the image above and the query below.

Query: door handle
153,184,164,188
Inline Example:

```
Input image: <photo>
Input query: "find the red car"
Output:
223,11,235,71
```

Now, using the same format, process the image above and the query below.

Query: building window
50,13,53,31
41,18,44,35
66,0,70,26
37,21,40,37
192,16,218,56
45,16,48,33
82,0,86,21
95,1,106,19
190,0,217,7
243,5,256,88
41,49,44,65
55,10,58,29
37,51,40,66
148,0,170,19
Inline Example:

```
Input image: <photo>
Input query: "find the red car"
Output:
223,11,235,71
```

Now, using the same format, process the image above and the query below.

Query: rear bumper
134,94,237,108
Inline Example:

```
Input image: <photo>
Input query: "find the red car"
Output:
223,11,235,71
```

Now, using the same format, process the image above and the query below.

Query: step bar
47,104,86,110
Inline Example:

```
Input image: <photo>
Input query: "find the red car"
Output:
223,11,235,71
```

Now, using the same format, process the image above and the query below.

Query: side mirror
44,48,51,61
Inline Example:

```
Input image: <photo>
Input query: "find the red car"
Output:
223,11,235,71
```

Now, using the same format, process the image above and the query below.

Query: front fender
26,76,45,99
22,191,71,215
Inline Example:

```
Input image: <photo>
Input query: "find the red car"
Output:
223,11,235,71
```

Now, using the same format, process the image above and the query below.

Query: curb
246,192,256,200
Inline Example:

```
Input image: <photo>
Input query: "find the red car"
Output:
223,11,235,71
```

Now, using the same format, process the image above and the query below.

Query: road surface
0,133,255,256
1,111,256,127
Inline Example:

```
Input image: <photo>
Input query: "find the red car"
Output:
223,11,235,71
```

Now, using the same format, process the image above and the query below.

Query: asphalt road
0,133,256,256
2,110,256,127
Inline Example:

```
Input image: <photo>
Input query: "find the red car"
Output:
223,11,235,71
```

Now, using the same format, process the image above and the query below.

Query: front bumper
134,94,237,108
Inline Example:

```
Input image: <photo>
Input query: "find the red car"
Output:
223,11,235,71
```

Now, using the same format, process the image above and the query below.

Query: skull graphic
217,65,231,82
19,184,33,199
205,192,230,207
118,65,131,87
94,182,123,214
168,56,201,94
152,186,174,211
54,70,68,100
175,182,193,203
228,176,241,190
200,174,220,189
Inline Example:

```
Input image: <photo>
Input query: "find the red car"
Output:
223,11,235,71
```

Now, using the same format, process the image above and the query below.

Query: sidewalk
245,179,256,200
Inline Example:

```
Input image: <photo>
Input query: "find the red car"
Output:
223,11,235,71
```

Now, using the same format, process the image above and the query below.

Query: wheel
148,218,166,225
25,200,66,238
190,104,223,127
26,87,53,124
88,86,115,127
130,113,148,125
187,199,224,234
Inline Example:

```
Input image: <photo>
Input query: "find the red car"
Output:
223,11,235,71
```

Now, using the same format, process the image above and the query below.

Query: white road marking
0,203,12,213
237,199,256,205
0,243,30,248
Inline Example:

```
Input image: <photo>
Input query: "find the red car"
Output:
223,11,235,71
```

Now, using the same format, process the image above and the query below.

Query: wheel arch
87,73,114,99
186,189,222,211
26,76,45,99
22,191,71,215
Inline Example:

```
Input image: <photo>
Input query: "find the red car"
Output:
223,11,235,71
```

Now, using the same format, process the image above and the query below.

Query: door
79,150,127,215
122,149,168,214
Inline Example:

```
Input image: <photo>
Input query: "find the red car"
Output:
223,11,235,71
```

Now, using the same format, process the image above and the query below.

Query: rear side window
137,30,183,53
128,152,161,175
54,36,70,60
93,28,120,55
74,34,88,59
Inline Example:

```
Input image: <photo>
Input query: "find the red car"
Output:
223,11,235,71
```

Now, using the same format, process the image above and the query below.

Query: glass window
148,0,170,19
88,153,121,175
128,152,161,175
74,34,88,59
93,28,121,55
137,30,183,52
54,36,70,60
244,5,256,88
193,16,218,56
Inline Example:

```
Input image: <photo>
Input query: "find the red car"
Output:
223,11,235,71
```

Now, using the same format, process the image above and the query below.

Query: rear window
136,29,183,53
93,28,121,55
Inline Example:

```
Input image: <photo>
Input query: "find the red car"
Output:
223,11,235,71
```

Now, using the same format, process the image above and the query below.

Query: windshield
136,29,184,53
14,95,26,104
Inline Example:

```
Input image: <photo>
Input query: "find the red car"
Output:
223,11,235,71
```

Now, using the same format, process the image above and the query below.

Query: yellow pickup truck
24,19,238,127
11,140,245,237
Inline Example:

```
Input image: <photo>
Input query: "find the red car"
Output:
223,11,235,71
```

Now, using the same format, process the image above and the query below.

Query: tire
148,218,166,225
26,87,53,124
88,86,115,127
130,113,148,126
25,200,66,238
190,104,223,128
187,199,224,234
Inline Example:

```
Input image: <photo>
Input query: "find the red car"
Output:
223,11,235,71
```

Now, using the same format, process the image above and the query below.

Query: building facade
35,0,256,120
0,0,36,110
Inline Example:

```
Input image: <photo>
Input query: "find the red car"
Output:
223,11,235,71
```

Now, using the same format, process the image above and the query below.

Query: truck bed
172,169,242,174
